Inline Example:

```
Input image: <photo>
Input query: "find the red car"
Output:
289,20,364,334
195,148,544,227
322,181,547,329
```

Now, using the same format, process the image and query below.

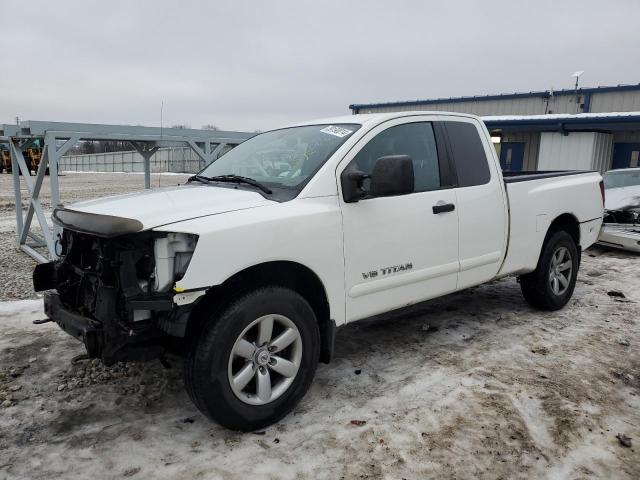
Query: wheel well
548,213,580,246
189,261,334,364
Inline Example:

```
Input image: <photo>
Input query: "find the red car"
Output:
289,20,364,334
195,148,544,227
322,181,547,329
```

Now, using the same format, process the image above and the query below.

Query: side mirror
341,170,370,203
341,155,414,203
369,155,414,197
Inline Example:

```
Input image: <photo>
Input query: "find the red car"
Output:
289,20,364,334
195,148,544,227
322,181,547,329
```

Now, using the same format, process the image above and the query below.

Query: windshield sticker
320,125,353,138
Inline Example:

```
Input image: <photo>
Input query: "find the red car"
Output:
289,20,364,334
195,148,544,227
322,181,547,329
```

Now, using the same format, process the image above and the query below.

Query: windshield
198,124,360,191
604,169,640,189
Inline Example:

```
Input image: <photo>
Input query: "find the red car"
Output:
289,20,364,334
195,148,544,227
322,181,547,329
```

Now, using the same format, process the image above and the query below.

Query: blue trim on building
349,83,640,113
483,114,640,133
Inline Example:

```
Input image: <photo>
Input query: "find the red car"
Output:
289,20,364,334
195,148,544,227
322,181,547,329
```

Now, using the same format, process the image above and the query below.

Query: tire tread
520,229,579,311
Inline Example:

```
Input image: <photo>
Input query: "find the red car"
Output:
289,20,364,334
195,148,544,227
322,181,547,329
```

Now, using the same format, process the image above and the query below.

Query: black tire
520,230,579,310
184,286,320,431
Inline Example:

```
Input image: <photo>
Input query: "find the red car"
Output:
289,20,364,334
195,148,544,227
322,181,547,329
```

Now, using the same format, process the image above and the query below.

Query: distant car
598,168,640,252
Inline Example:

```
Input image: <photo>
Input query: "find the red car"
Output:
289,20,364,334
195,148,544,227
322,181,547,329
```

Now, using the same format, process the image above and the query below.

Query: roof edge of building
349,83,640,111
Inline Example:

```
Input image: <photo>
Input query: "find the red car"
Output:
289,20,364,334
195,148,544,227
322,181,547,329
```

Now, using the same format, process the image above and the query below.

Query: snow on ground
0,172,639,479
1,248,639,480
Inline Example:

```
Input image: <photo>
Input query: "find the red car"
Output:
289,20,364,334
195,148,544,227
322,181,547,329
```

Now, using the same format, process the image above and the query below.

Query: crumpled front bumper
597,223,640,253
42,291,175,365
43,292,103,358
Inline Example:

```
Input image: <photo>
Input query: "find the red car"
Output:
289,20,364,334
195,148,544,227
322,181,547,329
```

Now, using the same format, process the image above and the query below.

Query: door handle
432,202,455,214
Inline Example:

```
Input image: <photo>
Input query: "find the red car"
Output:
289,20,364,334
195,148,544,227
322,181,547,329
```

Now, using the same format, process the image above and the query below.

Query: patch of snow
510,393,554,450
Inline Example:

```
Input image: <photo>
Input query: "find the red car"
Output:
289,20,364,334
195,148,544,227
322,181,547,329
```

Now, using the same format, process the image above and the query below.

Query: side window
349,122,441,193
444,121,491,187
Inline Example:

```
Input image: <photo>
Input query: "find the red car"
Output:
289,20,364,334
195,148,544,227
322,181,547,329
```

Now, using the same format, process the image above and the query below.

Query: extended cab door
442,118,508,289
338,118,460,322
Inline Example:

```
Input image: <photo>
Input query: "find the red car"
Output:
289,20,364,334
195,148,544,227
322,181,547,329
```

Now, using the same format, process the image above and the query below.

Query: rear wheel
184,286,320,431
520,230,579,310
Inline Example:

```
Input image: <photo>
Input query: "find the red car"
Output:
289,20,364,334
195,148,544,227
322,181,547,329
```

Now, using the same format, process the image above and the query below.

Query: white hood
605,185,640,211
66,184,273,230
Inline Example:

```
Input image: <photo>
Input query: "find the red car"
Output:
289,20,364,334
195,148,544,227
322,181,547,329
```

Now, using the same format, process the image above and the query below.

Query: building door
499,142,525,171
612,143,640,169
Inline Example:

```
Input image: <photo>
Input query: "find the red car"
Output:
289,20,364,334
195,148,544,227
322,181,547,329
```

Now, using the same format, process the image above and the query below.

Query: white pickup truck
34,112,604,430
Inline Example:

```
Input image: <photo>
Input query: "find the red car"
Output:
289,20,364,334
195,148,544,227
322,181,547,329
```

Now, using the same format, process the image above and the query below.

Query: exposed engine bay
33,209,200,364
599,195,640,253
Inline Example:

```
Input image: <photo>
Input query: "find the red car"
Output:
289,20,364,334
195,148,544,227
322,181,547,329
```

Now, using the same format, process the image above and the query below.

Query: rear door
338,117,460,322
443,118,508,289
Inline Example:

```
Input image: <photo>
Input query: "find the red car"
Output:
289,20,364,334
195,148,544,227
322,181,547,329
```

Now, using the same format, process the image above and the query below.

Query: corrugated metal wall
356,95,584,115
590,91,640,112
592,133,615,172
356,90,640,116
538,132,613,172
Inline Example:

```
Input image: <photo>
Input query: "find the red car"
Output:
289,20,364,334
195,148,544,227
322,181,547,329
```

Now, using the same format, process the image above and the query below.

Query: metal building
349,84,640,172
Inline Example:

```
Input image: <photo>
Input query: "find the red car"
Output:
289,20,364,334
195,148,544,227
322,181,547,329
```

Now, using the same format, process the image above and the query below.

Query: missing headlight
153,233,198,292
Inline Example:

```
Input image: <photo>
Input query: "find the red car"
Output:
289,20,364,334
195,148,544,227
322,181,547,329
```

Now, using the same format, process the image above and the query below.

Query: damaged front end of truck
598,196,640,253
33,208,200,365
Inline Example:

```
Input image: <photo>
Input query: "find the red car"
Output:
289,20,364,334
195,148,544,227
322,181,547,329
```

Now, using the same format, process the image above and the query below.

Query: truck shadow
1,274,576,448
332,276,528,361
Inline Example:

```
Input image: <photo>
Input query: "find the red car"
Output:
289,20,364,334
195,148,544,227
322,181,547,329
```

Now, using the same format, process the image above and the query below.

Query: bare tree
202,124,220,131
67,140,133,154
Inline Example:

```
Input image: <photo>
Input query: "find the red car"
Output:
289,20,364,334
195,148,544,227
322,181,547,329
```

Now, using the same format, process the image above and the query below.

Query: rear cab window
443,121,491,187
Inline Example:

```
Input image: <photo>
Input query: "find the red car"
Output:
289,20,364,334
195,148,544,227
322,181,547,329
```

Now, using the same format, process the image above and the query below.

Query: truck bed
502,170,596,183
499,170,603,277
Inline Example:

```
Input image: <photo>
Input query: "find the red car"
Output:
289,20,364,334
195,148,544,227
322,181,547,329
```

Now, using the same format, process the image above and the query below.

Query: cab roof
285,111,481,129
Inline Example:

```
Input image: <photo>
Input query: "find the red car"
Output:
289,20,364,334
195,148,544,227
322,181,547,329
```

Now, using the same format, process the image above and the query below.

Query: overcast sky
2,0,639,132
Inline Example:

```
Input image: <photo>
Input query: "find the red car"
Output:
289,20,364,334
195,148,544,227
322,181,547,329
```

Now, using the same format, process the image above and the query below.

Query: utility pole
571,71,584,113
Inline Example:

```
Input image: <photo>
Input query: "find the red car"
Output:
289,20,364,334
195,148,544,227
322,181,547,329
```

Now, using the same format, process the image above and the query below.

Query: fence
59,145,235,174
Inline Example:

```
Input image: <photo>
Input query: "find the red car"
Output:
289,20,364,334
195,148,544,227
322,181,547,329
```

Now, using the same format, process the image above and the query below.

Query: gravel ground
0,172,190,301
0,172,639,479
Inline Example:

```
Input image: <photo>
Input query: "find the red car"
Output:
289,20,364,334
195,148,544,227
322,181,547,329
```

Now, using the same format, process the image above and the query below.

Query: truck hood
605,185,640,211
55,184,273,236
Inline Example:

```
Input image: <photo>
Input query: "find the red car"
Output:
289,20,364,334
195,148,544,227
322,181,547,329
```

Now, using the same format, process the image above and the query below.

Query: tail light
599,180,605,208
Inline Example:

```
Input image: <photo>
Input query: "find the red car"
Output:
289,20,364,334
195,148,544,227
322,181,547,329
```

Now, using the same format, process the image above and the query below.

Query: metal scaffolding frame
0,121,252,263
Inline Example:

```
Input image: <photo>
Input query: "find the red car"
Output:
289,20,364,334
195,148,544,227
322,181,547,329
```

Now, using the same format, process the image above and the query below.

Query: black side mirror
341,155,414,203
369,155,414,197
341,170,370,203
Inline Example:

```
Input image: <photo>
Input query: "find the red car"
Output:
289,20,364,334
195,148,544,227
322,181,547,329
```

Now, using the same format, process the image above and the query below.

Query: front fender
153,197,346,325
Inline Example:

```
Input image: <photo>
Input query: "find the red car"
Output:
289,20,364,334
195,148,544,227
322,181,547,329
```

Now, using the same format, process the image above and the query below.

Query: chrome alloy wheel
548,246,573,296
227,314,303,405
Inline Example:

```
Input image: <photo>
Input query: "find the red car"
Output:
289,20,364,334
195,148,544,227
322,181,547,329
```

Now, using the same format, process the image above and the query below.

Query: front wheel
184,286,320,431
519,230,579,311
